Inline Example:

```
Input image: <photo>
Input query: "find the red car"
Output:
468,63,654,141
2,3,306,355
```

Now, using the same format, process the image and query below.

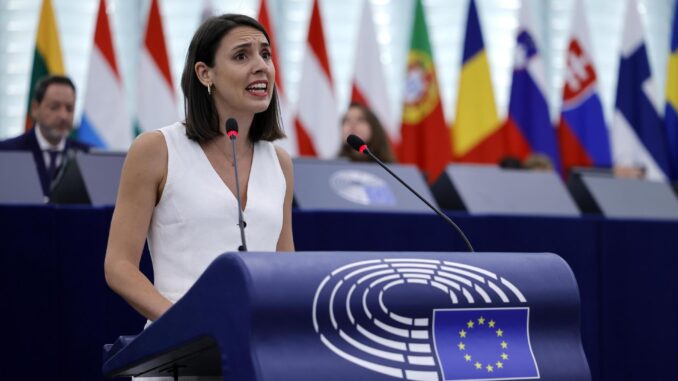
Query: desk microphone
226,118,247,252
346,134,474,252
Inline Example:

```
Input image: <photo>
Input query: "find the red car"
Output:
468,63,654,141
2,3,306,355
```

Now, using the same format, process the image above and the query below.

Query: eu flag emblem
433,307,539,380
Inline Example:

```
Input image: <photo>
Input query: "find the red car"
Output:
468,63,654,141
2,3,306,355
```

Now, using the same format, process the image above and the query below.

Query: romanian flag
666,2,678,177
453,0,513,163
25,0,65,132
400,0,451,182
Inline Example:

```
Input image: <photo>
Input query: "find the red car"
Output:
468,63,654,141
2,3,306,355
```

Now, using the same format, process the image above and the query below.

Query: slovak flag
611,0,674,180
78,0,132,149
294,0,339,158
504,1,559,167
557,0,612,176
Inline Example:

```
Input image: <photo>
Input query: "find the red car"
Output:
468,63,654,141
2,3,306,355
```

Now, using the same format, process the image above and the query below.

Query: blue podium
103,252,590,381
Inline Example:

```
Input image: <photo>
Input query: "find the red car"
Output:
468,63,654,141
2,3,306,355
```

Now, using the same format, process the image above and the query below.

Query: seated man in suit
0,75,90,197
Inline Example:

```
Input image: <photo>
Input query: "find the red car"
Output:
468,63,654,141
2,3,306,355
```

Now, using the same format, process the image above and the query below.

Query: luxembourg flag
350,0,397,144
557,0,611,175
611,0,674,180
78,0,131,150
505,1,558,167
137,0,178,133
258,0,297,156
294,0,340,158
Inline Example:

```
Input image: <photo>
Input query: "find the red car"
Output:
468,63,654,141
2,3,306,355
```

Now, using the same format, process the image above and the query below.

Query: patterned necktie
47,149,60,180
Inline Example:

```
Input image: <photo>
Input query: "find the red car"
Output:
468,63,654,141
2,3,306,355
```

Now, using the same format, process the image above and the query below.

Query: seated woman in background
338,102,396,163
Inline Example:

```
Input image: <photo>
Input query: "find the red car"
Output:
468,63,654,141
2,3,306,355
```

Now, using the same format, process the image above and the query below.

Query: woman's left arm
275,145,295,251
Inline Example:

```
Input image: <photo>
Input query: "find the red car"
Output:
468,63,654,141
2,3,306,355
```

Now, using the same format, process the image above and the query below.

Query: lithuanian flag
399,0,452,183
25,0,65,132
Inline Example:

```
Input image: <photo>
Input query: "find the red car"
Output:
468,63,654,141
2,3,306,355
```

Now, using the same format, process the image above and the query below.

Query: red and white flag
294,0,339,158
350,0,396,143
79,0,132,149
137,0,178,133
258,0,297,156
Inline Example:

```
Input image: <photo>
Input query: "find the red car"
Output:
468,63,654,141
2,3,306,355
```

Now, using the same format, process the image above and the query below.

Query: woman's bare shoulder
124,131,168,179
273,144,293,173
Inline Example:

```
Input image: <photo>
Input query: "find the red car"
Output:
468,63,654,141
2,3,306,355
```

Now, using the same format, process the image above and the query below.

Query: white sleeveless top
148,122,285,303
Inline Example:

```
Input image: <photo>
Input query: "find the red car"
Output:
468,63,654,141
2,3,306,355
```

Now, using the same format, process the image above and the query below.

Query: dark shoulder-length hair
339,102,396,163
181,14,285,143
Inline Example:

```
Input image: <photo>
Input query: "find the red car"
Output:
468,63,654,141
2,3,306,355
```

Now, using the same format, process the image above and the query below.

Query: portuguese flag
399,0,451,183
25,0,65,132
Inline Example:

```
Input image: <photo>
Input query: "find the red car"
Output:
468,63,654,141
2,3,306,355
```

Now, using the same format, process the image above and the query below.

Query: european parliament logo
329,169,397,206
312,258,540,381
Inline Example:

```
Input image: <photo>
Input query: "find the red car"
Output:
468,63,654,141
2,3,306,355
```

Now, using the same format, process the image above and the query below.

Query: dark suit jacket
0,128,90,196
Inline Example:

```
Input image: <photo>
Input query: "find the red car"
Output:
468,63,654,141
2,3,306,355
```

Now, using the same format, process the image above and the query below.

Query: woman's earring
207,83,212,96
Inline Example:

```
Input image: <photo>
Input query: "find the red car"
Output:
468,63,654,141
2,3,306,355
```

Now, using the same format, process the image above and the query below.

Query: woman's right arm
104,131,172,322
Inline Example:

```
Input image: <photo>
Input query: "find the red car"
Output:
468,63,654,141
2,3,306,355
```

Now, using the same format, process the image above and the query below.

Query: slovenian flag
137,0,178,134
611,0,674,180
557,0,612,176
666,2,678,177
504,2,559,168
294,0,339,158
399,0,451,182
25,0,65,132
78,0,132,149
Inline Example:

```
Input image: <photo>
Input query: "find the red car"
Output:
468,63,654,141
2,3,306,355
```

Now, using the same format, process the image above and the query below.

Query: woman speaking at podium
104,14,295,327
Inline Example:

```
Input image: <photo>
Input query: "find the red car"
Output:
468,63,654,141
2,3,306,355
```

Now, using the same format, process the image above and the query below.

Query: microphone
346,134,474,252
226,118,247,252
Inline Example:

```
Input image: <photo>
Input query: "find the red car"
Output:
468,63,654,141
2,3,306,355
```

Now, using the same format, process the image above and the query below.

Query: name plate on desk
432,164,580,217
293,159,436,213
0,151,44,204
51,151,126,205
569,173,678,220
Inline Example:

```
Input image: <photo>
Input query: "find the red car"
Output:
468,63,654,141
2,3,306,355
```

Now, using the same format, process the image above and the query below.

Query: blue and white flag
611,0,674,180
433,307,539,380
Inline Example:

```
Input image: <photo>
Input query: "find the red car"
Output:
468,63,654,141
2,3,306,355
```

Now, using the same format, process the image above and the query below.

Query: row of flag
25,0,678,182
26,0,177,151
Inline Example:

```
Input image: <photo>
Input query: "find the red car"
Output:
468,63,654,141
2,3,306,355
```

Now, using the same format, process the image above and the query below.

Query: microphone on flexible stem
226,118,247,252
346,134,474,252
